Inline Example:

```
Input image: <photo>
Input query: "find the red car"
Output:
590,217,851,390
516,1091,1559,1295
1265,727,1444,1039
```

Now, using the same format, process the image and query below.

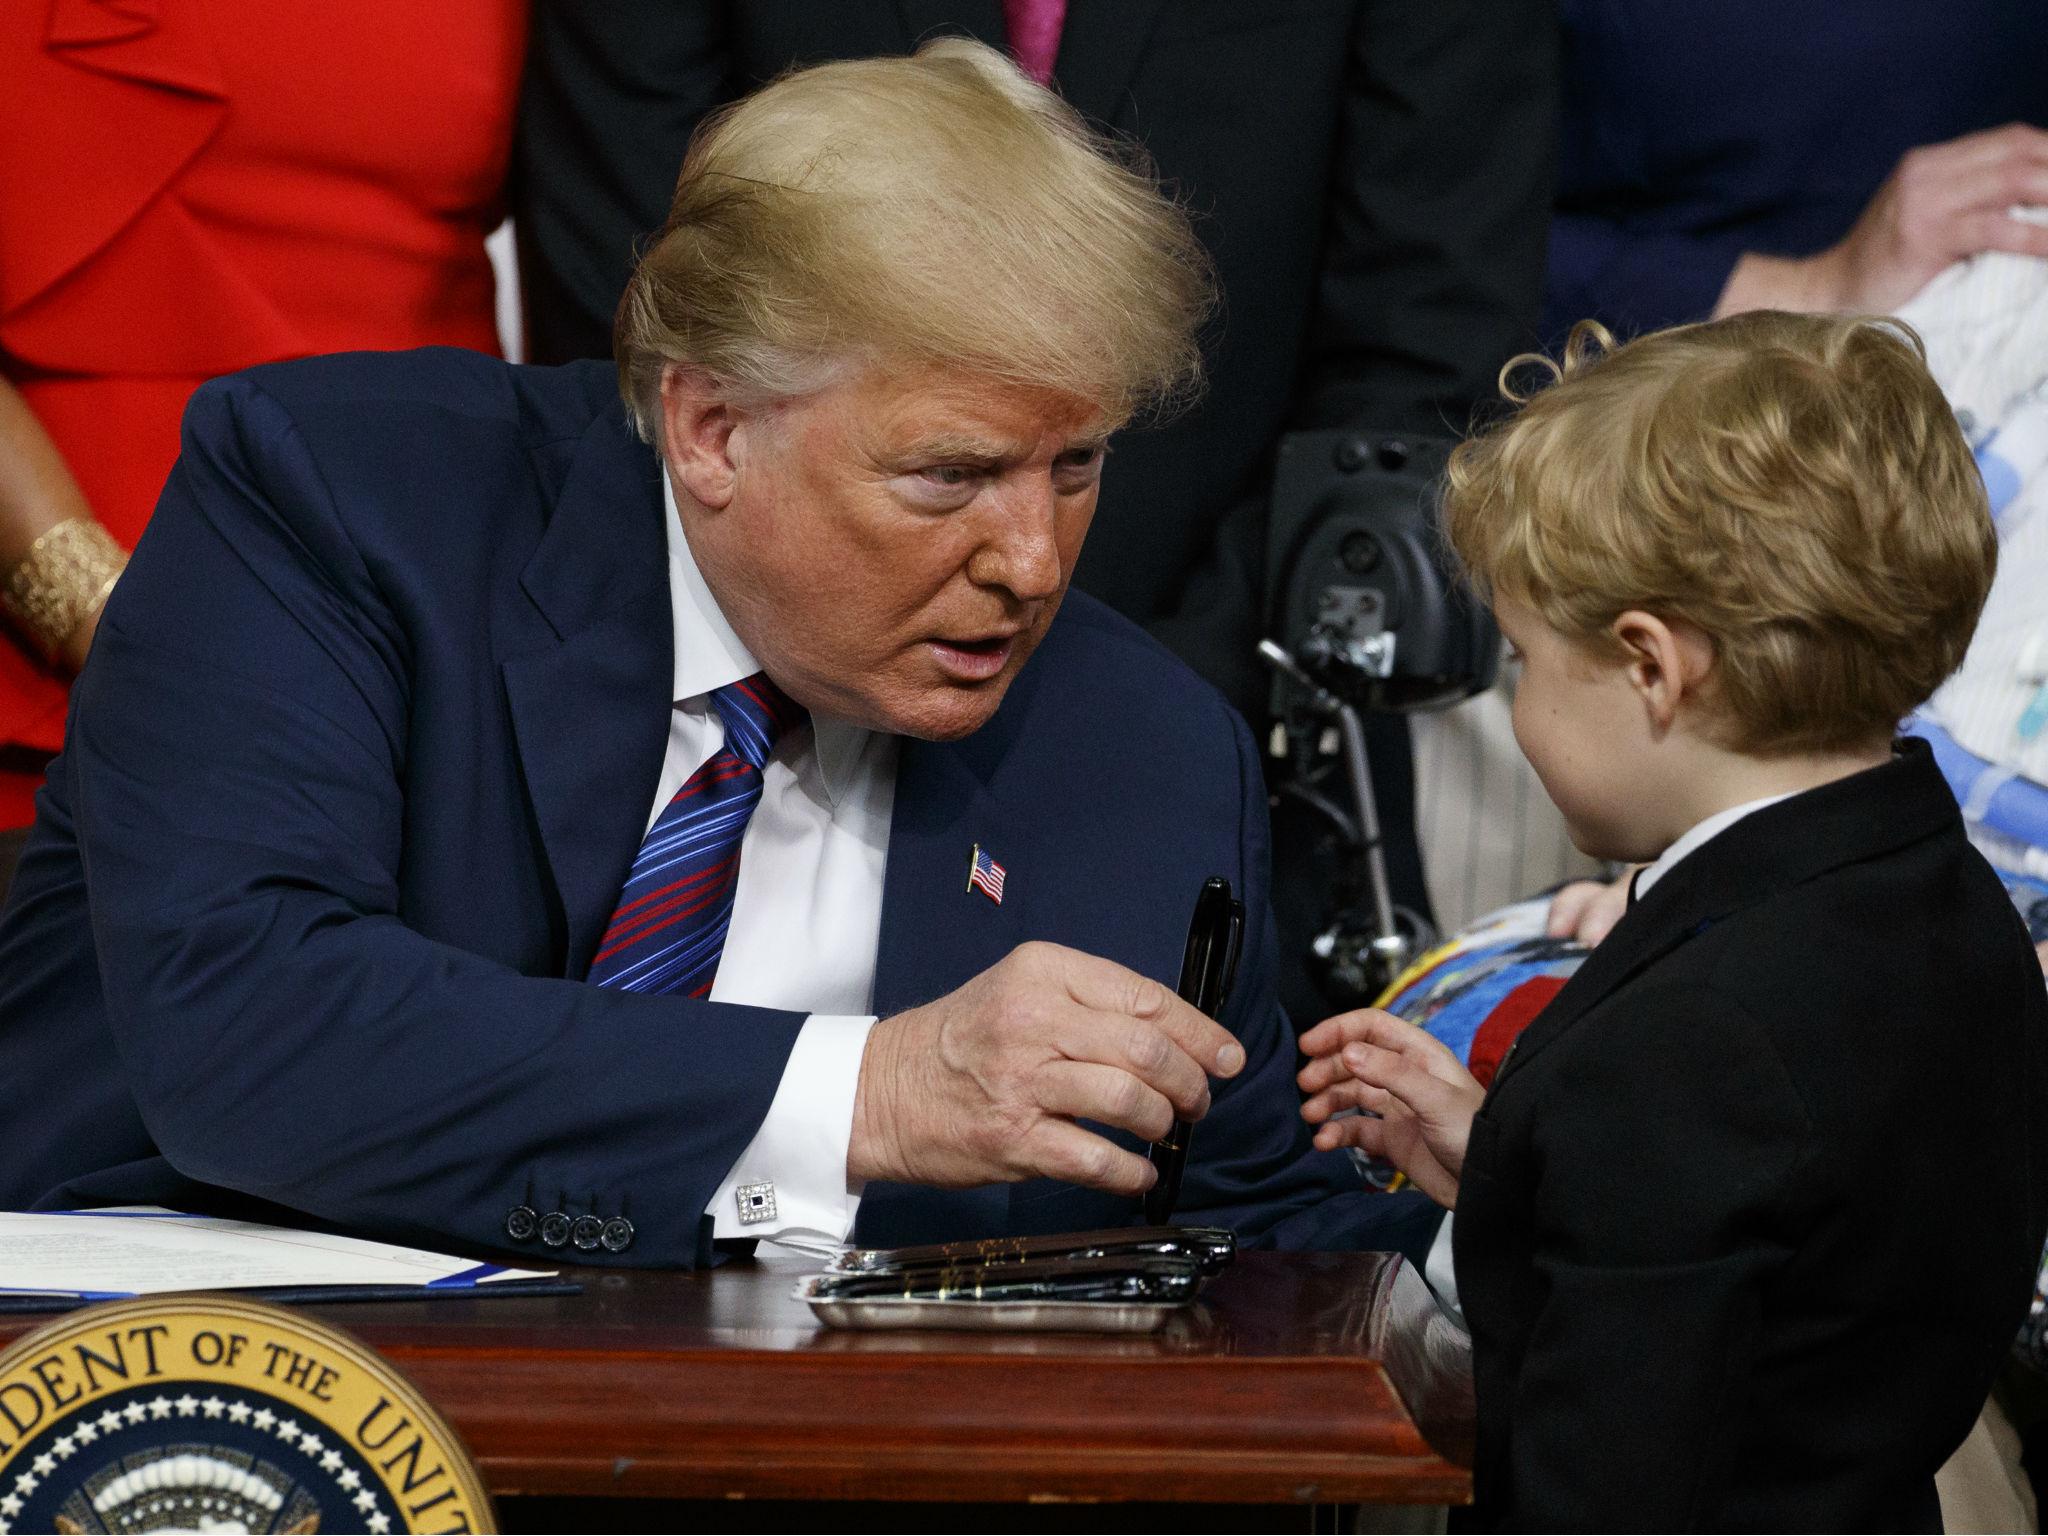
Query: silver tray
793,1277,1192,1334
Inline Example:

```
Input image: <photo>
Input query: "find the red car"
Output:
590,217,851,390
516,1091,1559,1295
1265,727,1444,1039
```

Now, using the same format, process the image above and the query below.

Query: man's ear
659,364,741,510
1611,609,1717,736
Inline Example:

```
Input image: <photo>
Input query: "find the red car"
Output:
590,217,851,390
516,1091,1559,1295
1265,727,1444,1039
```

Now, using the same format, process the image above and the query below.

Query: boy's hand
1297,1009,1484,1208
1546,869,1637,944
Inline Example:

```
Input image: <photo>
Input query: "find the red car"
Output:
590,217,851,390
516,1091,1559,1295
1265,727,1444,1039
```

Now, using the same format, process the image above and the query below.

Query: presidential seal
0,1297,494,1534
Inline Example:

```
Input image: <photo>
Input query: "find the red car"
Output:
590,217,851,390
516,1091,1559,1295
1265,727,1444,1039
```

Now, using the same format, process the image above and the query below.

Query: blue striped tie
586,674,806,996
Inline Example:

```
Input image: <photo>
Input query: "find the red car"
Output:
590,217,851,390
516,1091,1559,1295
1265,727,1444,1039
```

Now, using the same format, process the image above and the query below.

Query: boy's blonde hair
614,38,1215,443
1443,311,1997,754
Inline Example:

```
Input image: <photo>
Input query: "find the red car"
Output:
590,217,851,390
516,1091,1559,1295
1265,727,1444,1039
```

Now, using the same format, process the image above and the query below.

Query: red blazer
0,0,525,823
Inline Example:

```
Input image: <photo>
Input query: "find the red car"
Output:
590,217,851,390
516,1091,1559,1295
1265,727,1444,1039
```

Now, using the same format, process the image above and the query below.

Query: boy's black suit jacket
1454,739,2048,1531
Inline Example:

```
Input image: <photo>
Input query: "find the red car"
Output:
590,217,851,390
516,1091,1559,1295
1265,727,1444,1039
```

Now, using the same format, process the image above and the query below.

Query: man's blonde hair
1443,311,1997,754
614,38,1215,441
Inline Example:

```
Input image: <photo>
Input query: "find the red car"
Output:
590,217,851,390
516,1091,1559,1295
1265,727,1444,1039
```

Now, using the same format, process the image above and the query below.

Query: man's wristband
2,518,126,660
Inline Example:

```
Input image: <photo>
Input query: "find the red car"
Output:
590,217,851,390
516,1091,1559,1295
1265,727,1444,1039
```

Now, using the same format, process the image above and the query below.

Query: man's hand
1296,1009,1483,1208
848,941,1246,1194
1546,871,1635,945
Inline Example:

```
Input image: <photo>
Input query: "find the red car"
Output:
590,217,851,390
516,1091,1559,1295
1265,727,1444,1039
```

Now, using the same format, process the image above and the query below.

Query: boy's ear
1611,610,1718,735
659,364,743,511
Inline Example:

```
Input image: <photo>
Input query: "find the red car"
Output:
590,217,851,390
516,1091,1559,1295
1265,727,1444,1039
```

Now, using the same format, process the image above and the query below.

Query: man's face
670,364,1108,740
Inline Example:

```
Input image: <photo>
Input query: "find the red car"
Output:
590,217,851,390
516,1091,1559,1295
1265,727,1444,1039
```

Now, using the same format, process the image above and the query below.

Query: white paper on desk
0,1208,555,1297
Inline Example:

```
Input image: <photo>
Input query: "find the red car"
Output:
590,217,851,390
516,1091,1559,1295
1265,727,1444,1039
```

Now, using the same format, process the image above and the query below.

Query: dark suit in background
513,0,1559,1024
1453,742,2048,1529
0,349,1443,1267
1546,0,2048,340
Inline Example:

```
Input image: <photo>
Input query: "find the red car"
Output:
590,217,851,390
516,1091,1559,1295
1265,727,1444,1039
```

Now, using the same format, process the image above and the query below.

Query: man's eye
920,464,977,487
1056,447,1104,474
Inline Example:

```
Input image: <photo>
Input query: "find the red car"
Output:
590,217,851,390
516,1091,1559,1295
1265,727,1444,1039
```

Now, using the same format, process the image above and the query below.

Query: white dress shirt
654,475,895,1248
1423,790,1795,1324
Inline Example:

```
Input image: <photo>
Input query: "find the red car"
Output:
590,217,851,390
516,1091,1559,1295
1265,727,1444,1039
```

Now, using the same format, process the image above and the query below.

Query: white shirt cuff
1424,1209,1464,1325
707,1014,874,1247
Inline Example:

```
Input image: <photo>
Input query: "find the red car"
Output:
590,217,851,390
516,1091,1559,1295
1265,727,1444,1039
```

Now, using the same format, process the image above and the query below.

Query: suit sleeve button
505,1205,538,1242
570,1215,605,1251
538,1211,573,1248
600,1217,636,1253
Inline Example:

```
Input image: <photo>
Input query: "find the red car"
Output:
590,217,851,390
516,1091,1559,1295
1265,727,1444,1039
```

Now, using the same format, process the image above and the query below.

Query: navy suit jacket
0,349,1431,1267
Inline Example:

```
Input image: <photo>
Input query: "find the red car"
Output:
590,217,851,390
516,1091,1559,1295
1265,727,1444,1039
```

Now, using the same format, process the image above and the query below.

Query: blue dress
1546,0,2048,340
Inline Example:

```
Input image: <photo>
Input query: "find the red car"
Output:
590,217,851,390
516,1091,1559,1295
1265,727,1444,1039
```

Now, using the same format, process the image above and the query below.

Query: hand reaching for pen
848,941,1245,1194
1297,1009,1484,1208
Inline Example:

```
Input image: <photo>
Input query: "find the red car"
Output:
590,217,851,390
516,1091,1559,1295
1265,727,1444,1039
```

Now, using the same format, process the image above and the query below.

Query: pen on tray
1144,876,1244,1226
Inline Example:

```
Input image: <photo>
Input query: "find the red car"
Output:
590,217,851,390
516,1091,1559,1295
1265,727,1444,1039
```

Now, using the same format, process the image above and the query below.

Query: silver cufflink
736,1180,778,1226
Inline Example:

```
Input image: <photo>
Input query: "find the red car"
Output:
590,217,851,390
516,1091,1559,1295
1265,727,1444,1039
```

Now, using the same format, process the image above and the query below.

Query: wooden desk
0,1250,1473,1512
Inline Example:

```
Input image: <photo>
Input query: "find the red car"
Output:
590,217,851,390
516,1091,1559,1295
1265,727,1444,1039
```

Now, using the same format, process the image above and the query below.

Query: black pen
1144,876,1245,1225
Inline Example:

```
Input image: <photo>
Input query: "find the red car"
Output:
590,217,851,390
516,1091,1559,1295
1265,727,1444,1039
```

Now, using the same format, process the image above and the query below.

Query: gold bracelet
2,518,127,661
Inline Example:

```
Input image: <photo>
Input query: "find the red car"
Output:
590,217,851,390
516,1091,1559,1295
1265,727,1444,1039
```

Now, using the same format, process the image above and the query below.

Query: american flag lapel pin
967,843,1006,905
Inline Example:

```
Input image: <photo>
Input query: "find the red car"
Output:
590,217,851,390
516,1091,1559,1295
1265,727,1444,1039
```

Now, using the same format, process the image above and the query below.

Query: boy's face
1495,595,1668,864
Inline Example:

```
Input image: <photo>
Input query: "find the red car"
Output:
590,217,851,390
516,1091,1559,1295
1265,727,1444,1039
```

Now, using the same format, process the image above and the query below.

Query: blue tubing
1905,717,2048,851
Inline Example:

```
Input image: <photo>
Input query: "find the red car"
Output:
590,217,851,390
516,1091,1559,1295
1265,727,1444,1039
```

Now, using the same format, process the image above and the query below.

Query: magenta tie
586,674,805,997
1002,0,1067,85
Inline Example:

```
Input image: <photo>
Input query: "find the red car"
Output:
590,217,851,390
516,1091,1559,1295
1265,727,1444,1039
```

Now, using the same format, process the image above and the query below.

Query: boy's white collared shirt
1629,792,1795,902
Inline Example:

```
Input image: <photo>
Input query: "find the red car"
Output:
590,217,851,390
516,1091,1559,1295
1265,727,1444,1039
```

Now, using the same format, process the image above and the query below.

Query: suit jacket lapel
859,723,1025,1244
872,738,1019,1015
1492,741,1961,1091
500,408,674,979
1486,878,1705,1091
